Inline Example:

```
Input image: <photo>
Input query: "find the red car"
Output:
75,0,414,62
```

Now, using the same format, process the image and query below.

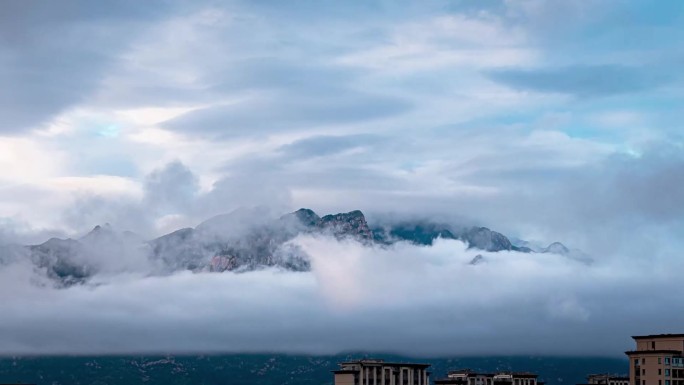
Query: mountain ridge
1,208,583,287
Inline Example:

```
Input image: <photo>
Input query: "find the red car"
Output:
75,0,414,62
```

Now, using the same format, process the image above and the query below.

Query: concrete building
625,334,684,385
434,369,542,385
333,359,431,385
577,374,629,385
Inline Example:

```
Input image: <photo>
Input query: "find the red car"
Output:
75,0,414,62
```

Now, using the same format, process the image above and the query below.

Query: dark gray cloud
487,65,671,97
0,0,178,133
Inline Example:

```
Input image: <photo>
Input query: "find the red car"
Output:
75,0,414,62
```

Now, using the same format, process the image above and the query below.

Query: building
625,334,684,385
333,359,431,385
434,369,542,385
577,374,629,385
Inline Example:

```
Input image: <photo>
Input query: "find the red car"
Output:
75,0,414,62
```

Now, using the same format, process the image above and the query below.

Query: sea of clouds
0,234,681,356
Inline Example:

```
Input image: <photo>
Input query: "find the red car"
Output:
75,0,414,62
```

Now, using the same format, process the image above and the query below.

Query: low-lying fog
0,234,679,356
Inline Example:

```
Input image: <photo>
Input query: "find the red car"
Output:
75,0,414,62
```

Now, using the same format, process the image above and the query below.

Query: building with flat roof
333,359,431,385
434,369,543,385
577,374,629,385
625,334,684,385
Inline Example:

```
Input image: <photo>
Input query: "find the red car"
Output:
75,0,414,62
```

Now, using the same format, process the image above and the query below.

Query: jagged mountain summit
2,208,582,287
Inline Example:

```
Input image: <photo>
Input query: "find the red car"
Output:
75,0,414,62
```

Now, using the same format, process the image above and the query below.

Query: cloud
57,161,201,237
195,173,293,220
0,235,682,356
275,134,383,160
61,194,153,237
143,160,200,215
162,91,411,140
0,0,177,133
1,0,684,359
54,159,293,236
486,65,671,97
570,144,684,224
336,13,535,72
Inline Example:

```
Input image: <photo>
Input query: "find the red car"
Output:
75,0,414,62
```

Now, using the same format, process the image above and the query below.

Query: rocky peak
291,208,321,227
319,210,373,240
461,227,513,252
277,208,321,237
80,223,115,243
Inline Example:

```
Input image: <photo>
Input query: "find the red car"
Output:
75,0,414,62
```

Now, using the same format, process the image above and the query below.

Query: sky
1,0,684,356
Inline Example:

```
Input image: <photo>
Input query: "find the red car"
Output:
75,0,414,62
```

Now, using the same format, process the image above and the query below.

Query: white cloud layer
0,235,681,356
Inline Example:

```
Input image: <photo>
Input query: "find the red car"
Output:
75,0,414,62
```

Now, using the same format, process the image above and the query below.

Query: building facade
434,369,542,385
333,359,431,385
578,374,629,385
625,334,684,385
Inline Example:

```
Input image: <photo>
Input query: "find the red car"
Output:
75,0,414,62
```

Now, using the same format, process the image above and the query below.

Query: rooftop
632,334,684,340
443,369,539,378
587,374,629,380
338,359,431,369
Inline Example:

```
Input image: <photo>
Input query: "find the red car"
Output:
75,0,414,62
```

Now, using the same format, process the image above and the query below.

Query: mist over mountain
0,208,581,287
0,0,682,363
0,210,680,357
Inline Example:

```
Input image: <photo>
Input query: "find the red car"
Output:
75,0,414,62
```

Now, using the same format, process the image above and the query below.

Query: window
666,358,671,365
666,381,670,385
644,369,646,375
637,359,641,366
666,370,670,377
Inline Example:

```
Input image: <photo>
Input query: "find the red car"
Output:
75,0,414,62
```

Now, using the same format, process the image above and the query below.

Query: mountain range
0,208,588,287
0,354,627,385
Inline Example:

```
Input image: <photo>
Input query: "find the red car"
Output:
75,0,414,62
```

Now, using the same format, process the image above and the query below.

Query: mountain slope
2,208,583,286
0,354,628,385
